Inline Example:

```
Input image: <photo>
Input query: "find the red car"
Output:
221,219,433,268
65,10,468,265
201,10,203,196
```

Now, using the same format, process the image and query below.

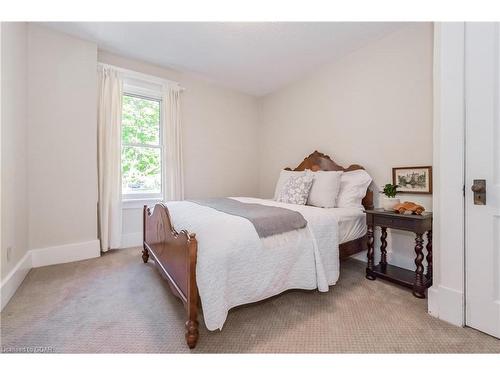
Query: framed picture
392,166,432,194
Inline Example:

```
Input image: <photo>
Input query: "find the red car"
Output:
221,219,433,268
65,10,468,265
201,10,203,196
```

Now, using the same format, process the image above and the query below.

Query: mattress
332,207,367,244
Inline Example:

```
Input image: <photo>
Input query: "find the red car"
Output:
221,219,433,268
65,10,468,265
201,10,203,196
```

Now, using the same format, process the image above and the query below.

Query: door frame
429,22,466,327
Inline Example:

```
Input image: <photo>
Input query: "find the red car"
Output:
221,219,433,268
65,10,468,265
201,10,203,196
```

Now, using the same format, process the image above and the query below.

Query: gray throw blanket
187,198,307,238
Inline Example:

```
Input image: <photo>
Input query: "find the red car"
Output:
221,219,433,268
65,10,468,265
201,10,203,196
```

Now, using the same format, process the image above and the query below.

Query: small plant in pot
381,183,400,210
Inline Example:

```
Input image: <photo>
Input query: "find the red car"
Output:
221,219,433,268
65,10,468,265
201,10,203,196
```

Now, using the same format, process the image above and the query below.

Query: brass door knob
471,181,486,193
471,179,486,205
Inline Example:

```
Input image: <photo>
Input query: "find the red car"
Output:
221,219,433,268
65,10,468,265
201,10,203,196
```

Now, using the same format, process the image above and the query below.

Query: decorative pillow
277,173,314,205
336,170,373,209
307,170,344,208
273,170,306,200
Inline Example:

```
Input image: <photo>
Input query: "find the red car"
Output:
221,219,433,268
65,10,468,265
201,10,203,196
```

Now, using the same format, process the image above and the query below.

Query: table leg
426,230,433,281
413,233,425,298
380,227,388,270
366,224,375,280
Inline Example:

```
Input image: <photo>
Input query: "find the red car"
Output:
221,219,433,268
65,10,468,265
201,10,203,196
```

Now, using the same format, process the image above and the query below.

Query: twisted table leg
366,225,375,280
413,233,425,298
426,230,433,281
380,227,388,270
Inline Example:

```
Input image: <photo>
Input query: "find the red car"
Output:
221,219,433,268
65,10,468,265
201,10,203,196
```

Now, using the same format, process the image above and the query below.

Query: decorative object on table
392,166,432,194
393,201,425,215
381,183,400,210
364,209,433,298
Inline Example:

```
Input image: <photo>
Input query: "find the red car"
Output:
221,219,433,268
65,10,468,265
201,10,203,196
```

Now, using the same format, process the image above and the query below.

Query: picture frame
392,166,432,194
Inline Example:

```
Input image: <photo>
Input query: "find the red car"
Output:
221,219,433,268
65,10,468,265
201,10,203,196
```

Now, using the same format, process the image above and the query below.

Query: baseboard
31,239,101,268
427,286,440,317
120,232,142,249
2,240,101,311
1,251,32,310
427,284,464,327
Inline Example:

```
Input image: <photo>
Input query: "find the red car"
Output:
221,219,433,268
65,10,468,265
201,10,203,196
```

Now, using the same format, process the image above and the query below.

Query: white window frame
121,81,164,203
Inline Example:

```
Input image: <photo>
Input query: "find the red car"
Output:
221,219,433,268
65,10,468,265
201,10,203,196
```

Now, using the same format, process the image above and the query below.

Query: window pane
122,95,160,145
122,146,161,196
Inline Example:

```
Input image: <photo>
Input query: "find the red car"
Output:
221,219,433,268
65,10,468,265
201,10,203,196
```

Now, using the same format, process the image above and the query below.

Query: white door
465,22,500,338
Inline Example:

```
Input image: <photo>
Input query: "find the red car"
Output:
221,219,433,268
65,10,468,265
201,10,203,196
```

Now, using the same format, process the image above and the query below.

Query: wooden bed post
142,206,149,263
185,233,199,349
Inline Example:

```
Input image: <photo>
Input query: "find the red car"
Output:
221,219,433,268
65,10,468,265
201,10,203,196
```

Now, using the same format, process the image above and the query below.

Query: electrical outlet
6,246,12,262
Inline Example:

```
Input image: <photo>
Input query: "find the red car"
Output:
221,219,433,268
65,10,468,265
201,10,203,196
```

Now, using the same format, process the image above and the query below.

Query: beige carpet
1,247,499,353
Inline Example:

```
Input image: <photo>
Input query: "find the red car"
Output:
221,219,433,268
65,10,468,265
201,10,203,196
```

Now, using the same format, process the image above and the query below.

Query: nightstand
364,209,433,298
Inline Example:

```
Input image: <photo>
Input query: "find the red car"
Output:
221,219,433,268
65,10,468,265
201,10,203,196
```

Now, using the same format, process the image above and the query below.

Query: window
121,93,163,200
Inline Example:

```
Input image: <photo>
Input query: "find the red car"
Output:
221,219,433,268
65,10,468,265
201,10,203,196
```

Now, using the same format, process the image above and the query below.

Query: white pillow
277,173,314,205
273,170,306,200
307,170,343,208
336,170,372,209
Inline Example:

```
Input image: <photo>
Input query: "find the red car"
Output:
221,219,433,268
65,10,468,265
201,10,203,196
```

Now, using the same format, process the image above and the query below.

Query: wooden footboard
143,204,199,349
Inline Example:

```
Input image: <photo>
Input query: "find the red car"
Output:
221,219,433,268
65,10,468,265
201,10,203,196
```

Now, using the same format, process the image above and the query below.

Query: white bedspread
165,197,340,331
335,207,367,244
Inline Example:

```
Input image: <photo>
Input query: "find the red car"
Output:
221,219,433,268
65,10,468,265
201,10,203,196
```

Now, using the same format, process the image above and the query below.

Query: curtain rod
98,62,185,91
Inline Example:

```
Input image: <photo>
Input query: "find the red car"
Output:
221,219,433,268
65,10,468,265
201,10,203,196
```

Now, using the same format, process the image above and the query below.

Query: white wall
27,25,99,253
98,51,260,247
180,73,260,199
2,23,100,292
1,22,29,279
258,23,434,270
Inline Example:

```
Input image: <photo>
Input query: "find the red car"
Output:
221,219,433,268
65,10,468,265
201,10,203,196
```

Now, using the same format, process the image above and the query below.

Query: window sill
122,198,163,210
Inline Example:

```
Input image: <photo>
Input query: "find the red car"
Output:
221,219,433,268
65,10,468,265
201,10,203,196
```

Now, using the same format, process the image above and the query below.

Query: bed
142,151,373,348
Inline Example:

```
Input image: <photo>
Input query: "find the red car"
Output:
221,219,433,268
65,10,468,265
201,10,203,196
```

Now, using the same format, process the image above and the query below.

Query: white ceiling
42,22,408,96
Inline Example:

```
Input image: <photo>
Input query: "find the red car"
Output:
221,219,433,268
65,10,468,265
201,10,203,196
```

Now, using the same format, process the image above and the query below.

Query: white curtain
163,86,184,201
97,66,123,251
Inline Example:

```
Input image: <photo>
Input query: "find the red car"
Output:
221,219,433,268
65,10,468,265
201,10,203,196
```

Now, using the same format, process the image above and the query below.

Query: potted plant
381,183,400,210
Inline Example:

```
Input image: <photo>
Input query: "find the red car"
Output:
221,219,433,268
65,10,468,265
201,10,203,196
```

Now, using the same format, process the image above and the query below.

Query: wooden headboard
285,150,374,210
